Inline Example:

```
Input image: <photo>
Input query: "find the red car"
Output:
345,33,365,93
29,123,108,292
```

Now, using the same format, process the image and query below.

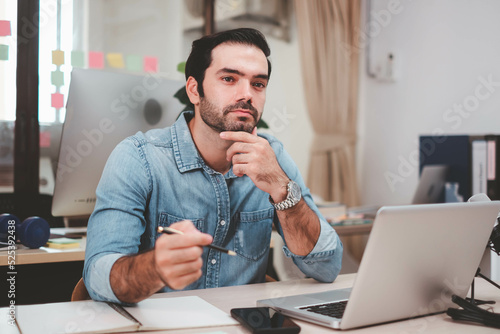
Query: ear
186,76,201,105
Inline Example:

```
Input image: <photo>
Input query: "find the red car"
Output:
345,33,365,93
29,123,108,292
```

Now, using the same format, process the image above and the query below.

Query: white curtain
294,0,361,207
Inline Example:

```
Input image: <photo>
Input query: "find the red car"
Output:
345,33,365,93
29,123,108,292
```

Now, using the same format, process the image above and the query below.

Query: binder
471,138,488,196
419,135,471,201
485,135,500,200
419,134,500,202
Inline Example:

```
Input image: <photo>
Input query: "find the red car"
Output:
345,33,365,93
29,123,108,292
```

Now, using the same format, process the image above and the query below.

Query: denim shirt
83,111,343,304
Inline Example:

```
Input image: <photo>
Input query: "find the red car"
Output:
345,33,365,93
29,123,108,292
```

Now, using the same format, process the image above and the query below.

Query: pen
157,226,237,256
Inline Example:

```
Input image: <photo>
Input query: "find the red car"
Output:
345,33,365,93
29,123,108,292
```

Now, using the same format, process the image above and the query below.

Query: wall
88,0,184,81
358,0,500,279
358,0,500,206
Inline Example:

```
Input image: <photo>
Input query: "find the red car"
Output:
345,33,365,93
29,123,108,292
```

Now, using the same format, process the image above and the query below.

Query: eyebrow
217,67,269,81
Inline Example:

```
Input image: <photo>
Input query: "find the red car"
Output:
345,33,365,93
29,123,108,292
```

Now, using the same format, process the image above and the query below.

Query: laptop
412,164,449,204
347,164,449,219
258,200,500,330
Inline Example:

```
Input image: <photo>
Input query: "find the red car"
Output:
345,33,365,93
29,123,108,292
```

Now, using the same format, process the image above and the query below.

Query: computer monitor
52,68,185,217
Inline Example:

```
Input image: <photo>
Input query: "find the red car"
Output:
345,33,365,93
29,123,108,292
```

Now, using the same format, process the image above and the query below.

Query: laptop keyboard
299,300,348,318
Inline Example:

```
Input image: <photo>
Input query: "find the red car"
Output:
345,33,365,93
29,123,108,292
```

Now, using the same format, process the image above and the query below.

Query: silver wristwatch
269,180,302,211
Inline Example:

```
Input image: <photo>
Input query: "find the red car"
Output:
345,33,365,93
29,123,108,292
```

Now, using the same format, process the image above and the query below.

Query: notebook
13,296,238,333
258,200,500,330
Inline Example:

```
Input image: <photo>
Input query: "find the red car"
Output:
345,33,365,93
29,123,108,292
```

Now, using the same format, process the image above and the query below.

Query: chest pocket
234,208,274,261
157,212,205,236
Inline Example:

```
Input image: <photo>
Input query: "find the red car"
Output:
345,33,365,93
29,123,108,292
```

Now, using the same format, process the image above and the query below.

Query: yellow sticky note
52,50,65,66
46,238,80,249
106,53,125,69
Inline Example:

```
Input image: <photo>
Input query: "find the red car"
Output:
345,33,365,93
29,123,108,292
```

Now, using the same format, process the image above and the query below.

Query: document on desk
13,296,238,333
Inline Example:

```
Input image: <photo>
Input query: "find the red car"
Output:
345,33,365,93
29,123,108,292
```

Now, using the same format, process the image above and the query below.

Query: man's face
199,42,269,133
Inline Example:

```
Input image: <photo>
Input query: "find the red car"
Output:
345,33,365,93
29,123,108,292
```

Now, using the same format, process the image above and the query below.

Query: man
84,28,343,304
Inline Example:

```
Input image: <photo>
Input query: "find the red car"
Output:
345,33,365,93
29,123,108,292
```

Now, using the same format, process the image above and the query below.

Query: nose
236,80,253,103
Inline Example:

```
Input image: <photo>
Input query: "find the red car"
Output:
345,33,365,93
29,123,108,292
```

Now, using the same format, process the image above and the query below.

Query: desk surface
0,228,86,266
152,274,499,333
332,221,373,236
2,274,500,333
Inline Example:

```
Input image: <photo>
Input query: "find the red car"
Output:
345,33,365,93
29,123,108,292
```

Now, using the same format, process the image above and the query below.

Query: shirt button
220,220,226,226
211,259,217,265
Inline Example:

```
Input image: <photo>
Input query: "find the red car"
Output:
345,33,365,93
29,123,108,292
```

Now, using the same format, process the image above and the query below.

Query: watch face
289,181,301,201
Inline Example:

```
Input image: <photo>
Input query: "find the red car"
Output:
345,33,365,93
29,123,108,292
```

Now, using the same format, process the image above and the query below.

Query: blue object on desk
0,213,50,248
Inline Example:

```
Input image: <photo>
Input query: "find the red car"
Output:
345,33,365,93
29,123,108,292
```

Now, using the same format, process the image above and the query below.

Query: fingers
166,270,203,290
156,253,204,290
220,130,258,143
155,237,204,290
168,220,213,246
221,129,263,163
225,142,253,162
154,220,212,289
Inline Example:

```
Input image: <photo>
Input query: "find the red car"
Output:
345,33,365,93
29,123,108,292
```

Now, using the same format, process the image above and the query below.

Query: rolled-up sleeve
282,218,343,282
83,137,151,304
84,253,125,303
263,133,343,282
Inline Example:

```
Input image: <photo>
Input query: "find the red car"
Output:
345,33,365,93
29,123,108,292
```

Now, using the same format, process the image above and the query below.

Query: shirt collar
171,111,204,173
171,111,239,179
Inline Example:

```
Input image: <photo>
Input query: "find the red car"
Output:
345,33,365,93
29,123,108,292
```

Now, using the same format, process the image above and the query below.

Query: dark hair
185,28,272,97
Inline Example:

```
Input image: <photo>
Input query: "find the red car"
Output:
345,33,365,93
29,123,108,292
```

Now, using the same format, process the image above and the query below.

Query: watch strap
269,180,301,211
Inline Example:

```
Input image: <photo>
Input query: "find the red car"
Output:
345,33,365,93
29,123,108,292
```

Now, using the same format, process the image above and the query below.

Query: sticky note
46,238,80,249
52,50,65,66
106,53,125,69
0,44,8,61
0,20,11,37
71,50,84,68
51,70,64,87
88,51,104,69
144,56,158,73
40,131,51,148
51,93,64,109
126,55,141,72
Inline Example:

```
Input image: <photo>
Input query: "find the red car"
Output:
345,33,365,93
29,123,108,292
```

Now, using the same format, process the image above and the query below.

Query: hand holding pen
154,220,236,290
157,226,237,256
154,220,213,290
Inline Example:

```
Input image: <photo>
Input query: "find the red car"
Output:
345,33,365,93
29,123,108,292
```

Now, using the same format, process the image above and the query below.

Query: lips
223,101,258,120
231,109,253,115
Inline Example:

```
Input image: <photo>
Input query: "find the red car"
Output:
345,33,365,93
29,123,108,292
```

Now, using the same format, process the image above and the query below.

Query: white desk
3,274,500,333
148,274,500,333
0,227,86,266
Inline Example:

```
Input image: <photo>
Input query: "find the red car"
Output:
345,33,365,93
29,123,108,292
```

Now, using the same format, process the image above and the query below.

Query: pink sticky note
88,51,104,69
40,131,51,148
144,56,158,73
51,93,64,109
0,21,11,37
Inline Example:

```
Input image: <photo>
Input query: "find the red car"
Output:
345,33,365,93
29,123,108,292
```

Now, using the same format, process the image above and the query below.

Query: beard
199,97,260,133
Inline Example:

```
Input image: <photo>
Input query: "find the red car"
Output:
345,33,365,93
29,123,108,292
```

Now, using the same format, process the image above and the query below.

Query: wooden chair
71,277,90,301
265,275,277,282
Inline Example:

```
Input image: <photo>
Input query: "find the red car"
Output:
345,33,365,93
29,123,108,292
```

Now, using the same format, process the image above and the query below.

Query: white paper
14,300,136,334
124,296,238,330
